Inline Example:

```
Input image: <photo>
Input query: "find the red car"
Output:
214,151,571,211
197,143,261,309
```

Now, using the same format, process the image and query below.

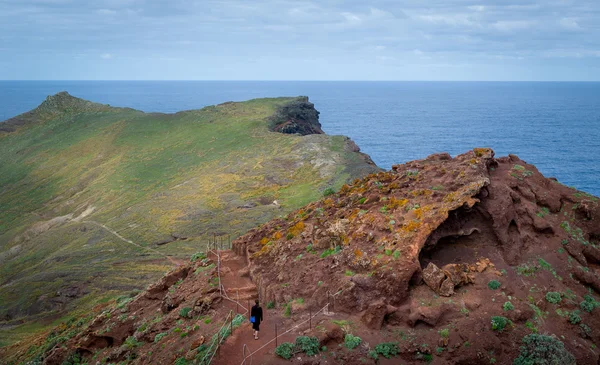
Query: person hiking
250,299,263,340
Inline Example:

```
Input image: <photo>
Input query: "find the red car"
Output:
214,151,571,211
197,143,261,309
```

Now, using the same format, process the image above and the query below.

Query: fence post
275,323,278,349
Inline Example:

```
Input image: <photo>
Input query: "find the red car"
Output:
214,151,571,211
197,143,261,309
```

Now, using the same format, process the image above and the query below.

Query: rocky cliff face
233,148,600,364
267,96,324,135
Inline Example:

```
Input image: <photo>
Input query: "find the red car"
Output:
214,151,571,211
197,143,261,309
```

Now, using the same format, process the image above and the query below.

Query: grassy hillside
0,92,379,346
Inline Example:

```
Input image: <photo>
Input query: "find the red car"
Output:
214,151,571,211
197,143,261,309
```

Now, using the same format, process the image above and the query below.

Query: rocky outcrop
232,148,600,364
267,96,323,135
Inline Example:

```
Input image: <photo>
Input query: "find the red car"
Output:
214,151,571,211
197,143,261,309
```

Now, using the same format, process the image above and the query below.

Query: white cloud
468,5,485,12
100,53,112,59
491,20,536,32
97,9,116,16
559,18,580,31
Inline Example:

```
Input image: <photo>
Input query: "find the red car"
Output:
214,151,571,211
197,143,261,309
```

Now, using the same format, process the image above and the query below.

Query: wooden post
275,324,278,348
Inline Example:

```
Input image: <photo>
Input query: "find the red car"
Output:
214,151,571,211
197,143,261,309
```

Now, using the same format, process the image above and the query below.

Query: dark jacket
251,305,263,325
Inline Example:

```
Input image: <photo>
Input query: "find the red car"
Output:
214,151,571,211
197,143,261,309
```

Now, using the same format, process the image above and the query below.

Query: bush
439,328,449,338
374,342,400,359
174,357,188,365
344,334,362,350
488,280,501,290
320,245,341,259
368,349,379,360
283,303,291,317
323,187,335,197
491,316,509,331
545,292,562,304
154,332,168,343
581,294,600,313
295,336,320,356
190,252,207,262
266,301,275,309
580,300,594,313
503,302,515,311
569,311,581,324
123,336,143,349
513,334,575,365
179,307,192,318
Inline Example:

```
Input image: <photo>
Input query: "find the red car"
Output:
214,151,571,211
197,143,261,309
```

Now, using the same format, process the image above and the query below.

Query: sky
0,0,599,80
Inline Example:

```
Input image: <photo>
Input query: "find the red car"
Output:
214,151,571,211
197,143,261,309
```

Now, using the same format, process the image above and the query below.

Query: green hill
0,93,379,346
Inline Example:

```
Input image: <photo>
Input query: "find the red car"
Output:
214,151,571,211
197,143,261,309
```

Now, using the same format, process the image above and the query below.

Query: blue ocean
1,81,599,196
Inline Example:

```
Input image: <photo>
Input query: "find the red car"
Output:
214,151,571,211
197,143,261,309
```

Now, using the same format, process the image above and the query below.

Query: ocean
1,81,599,196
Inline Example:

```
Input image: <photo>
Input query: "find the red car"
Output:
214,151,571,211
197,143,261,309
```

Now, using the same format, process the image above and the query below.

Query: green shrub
154,332,168,343
581,294,600,313
232,314,245,328
295,336,320,356
61,352,83,365
323,187,335,197
283,303,291,317
491,316,509,331
513,334,575,365
344,334,362,350
174,357,188,365
569,311,581,324
345,270,355,276
190,252,207,262
275,342,294,359
368,349,379,360
374,342,400,359
503,302,515,311
439,328,449,338
286,232,294,240
488,280,501,290
580,300,594,313
580,323,592,337
320,246,341,259
545,292,561,304
179,307,192,318
123,336,143,349
266,301,275,309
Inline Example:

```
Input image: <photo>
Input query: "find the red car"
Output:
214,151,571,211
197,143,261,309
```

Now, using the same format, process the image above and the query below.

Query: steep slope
10,148,599,365
0,93,379,347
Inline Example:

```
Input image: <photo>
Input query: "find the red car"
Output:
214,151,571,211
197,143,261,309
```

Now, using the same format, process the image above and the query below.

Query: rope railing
194,234,249,364
197,310,235,365
202,234,348,365
239,302,331,365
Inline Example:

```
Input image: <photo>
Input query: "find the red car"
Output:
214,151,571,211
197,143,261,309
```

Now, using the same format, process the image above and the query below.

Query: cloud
0,0,599,80
97,9,116,16
491,20,536,32
559,18,581,31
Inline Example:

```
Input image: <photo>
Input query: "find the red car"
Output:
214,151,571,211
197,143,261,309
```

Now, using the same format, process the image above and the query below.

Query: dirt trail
210,250,326,365
84,220,183,266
